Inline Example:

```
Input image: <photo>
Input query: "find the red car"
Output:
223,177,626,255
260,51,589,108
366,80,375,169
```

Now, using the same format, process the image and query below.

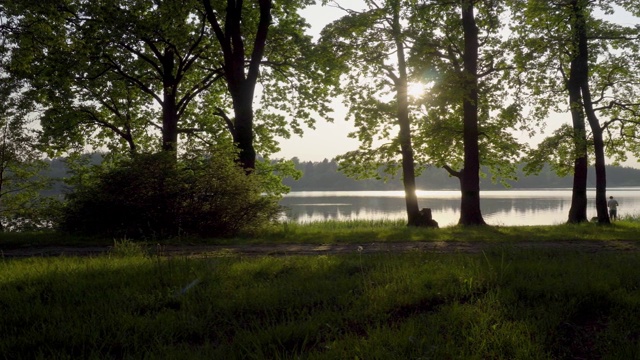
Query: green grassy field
2,245,640,359
2,219,640,358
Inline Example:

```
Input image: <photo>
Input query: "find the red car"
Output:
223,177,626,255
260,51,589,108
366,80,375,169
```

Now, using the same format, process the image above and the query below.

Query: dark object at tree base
413,208,439,228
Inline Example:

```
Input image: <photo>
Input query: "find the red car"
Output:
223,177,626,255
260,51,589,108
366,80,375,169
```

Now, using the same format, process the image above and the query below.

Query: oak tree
411,0,523,225
319,0,431,226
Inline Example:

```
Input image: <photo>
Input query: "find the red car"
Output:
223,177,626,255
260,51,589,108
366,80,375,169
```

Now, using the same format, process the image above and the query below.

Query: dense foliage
59,153,281,238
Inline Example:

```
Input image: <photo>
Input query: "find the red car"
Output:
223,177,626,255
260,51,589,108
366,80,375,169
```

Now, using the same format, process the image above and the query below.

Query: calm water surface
279,188,640,227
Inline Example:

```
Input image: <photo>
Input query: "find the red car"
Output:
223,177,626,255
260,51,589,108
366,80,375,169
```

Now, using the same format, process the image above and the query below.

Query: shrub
59,152,281,238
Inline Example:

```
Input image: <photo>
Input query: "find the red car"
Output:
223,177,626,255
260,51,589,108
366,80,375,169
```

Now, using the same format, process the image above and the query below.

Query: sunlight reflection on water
280,188,640,227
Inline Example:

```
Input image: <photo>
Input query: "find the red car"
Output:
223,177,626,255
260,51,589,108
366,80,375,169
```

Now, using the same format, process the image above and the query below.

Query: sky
271,2,640,169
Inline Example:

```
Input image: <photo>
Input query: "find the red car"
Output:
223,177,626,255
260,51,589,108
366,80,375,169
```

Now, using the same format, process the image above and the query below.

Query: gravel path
3,240,640,258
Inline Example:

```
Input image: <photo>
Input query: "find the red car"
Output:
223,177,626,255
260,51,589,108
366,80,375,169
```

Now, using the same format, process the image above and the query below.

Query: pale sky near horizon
271,2,640,169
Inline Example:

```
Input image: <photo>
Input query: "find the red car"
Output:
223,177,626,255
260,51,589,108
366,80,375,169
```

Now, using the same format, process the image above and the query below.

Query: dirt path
3,240,640,258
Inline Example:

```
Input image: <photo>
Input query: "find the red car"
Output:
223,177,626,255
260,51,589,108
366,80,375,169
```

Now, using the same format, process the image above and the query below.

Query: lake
279,188,640,227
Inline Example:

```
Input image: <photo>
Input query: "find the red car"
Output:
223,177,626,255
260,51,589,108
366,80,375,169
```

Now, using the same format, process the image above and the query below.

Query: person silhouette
607,196,619,221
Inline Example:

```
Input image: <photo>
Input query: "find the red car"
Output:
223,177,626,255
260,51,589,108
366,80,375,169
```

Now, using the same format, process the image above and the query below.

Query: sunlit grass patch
239,218,640,245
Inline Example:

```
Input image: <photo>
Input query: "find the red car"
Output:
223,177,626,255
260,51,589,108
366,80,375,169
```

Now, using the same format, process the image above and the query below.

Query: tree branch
443,164,461,178
177,71,223,116
246,0,272,87
119,40,163,76
203,0,231,54
103,54,164,105
215,107,235,137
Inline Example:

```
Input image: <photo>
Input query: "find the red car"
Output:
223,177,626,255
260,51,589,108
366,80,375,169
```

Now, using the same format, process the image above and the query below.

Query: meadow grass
2,248,640,359
230,218,640,245
4,217,640,248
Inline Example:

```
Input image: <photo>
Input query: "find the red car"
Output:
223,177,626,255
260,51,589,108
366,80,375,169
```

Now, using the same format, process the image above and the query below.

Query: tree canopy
3,0,334,164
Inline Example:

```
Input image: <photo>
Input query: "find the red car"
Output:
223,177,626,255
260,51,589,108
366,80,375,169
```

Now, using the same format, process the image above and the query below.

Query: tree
456,0,485,225
411,0,522,225
576,1,640,223
510,0,640,224
6,0,331,167
4,0,226,157
0,122,52,231
566,0,592,223
319,0,432,226
202,0,334,171
508,0,588,223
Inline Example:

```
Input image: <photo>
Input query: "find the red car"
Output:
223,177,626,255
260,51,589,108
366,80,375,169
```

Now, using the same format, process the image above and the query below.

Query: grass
4,217,640,249
2,218,640,357
214,217,640,245
2,249,640,358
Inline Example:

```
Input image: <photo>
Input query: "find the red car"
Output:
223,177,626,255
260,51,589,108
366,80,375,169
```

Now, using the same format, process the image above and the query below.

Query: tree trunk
161,48,178,155
232,85,257,171
572,1,609,224
567,155,588,223
589,124,609,223
162,95,179,154
392,2,421,226
566,91,588,223
399,108,421,226
566,0,589,224
459,0,486,226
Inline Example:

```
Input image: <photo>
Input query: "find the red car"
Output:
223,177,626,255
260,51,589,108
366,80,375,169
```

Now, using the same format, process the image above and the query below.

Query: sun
407,82,429,98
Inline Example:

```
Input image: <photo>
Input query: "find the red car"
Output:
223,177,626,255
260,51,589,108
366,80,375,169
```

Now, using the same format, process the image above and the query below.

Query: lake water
279,188,640,227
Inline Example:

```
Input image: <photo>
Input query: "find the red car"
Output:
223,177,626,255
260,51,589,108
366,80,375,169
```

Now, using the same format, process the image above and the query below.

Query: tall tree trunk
588,121,609,223
232,84,257,171
566,89,588,223
572,1,609,224
566,0,589,223
392,1,420,226
398,92,421,226
459,0,486,226
162,95,179,154
161,48,178,155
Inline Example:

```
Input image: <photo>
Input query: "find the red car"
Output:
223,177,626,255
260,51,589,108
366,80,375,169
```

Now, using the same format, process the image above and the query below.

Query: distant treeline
282,158,640,191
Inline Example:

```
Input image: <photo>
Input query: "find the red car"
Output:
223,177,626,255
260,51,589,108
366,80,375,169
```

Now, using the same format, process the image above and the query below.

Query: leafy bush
59,152,281,238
